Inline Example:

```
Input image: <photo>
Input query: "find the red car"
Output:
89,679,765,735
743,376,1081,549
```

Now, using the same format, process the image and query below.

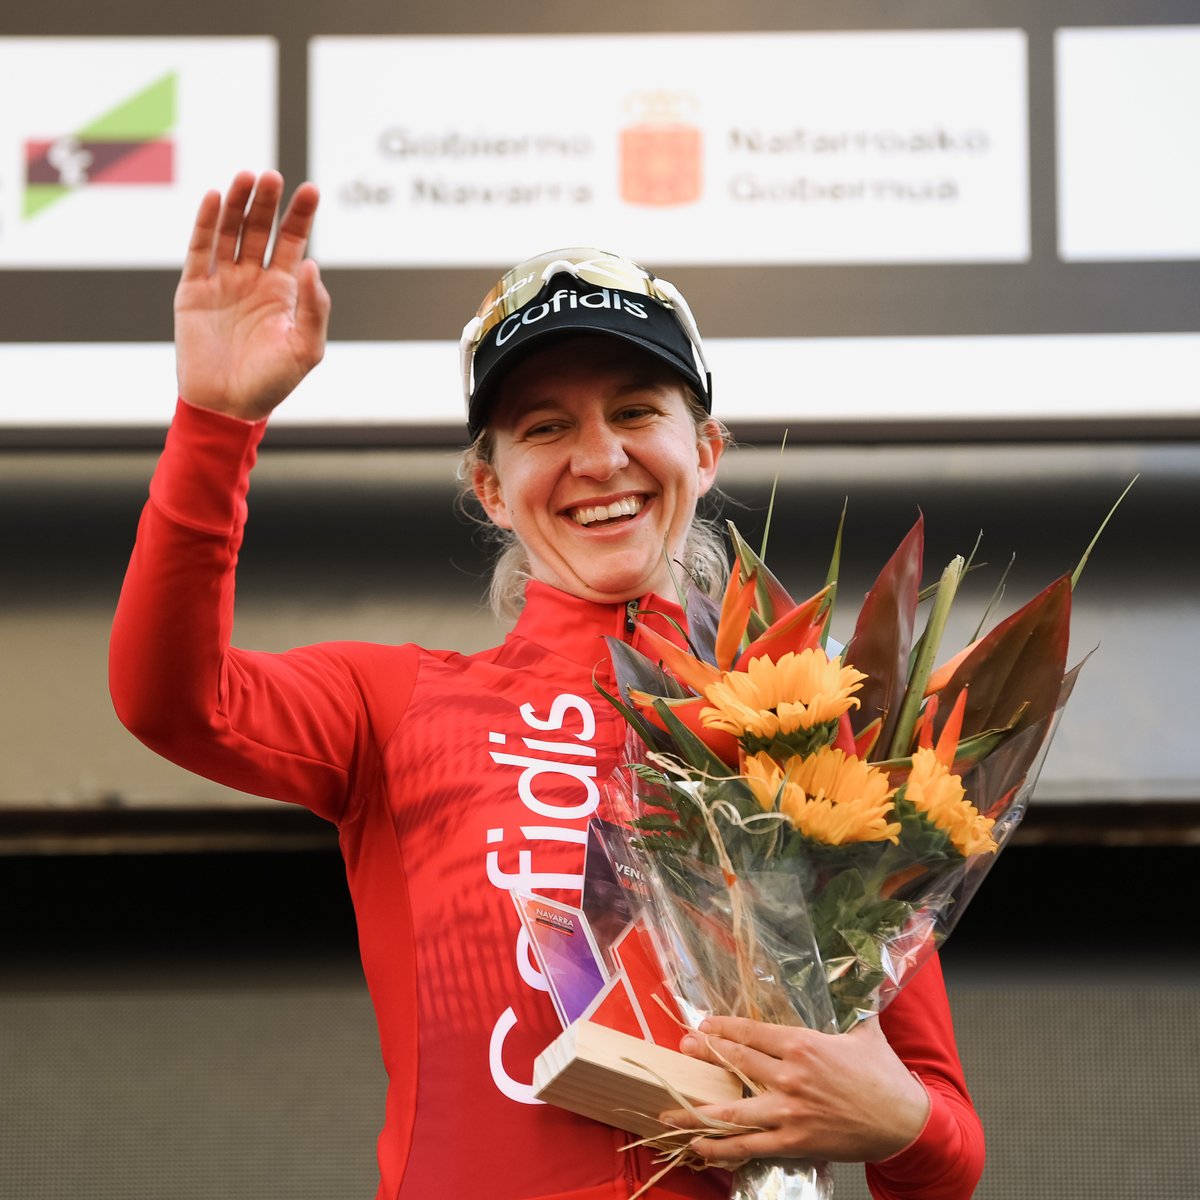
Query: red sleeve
108,398,415,823
866,955,985,1199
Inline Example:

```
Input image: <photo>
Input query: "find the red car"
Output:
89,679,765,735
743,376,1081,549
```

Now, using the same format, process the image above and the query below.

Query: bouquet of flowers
595,510,1102,1199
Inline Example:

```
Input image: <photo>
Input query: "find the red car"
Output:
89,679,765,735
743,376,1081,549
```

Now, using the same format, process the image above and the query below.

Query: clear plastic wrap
597,680,1070,1198
577,512,1095,1197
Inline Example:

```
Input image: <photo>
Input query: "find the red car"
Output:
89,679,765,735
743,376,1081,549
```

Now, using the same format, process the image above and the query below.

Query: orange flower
633,581,833,696
742,748,899,846
913,688,968,767
904,747,996,856
628,583,845,764
700,649,866,754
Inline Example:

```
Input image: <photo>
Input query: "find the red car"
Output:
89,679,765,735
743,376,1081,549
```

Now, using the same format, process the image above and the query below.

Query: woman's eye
524,420,566,438
615,405,655,423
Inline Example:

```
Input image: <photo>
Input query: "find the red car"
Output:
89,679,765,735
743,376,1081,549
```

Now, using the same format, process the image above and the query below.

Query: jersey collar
511,580,690,671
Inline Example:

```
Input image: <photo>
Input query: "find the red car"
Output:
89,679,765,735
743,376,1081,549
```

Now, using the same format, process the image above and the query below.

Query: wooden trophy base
533,1019,743,1139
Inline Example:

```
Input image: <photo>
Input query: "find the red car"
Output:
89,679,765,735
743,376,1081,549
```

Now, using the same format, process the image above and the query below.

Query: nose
570,416,629,480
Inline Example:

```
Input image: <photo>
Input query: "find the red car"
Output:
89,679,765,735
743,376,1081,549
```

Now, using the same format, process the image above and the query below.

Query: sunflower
742,747,899,847
904,746,997,856
700,648,867,757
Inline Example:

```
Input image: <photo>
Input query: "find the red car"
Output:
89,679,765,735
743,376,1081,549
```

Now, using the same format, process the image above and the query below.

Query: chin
576,572,664,603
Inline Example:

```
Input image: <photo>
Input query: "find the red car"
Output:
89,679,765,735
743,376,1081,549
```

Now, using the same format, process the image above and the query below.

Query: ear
695,419,725,498
472,462,513,530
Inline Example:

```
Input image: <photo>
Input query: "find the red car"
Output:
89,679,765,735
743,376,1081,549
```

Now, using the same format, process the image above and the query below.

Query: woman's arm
109,399,391,823
109,174,395,824
662,954,984,1198
866,954,985,1199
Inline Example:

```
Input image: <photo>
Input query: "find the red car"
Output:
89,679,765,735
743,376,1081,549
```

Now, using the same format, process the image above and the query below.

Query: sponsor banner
4,333,1197,432
0,38,276,267
309,32,1029,266
1057,27,1200,262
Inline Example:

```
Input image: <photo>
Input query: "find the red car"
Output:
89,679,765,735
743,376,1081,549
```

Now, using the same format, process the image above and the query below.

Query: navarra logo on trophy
619,91,703,207
23,72,176,220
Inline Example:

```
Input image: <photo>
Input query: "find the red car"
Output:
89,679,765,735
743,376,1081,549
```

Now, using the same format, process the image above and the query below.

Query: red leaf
634,622,721,695
715,568,759,671
833,711,857,757
736,585,831,669
934,689,968,767
915,694,939,751
854,717,882,760
846,516,925,752
632,693,742,768
934,574,1071,743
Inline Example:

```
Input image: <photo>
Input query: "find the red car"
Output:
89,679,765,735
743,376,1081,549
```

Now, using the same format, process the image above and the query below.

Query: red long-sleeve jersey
109,400,984,1200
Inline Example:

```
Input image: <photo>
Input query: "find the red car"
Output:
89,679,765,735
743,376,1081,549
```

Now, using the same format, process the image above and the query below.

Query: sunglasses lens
471,249,661,346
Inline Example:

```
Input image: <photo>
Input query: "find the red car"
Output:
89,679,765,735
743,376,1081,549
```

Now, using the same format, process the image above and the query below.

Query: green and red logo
24,72,176,219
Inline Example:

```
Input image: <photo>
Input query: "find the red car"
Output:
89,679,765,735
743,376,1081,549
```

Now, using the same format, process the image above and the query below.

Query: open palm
174,171,330,420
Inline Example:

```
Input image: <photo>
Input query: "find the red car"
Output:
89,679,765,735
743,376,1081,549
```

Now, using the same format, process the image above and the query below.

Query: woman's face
472,336,723,605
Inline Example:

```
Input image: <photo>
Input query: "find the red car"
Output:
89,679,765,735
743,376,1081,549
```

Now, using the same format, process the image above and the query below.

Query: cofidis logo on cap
494,284,650,347
24,72,176,220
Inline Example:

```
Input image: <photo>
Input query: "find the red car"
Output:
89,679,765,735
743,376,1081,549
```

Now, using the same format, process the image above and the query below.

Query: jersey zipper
624,598,639,638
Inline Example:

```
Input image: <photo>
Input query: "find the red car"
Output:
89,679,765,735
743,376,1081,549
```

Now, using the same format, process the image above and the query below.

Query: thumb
294,259,331,364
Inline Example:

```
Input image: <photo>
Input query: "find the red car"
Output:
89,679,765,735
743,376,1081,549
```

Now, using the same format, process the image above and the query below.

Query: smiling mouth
569,496,646,527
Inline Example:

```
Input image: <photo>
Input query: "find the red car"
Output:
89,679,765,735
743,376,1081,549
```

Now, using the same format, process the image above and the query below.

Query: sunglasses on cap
459,247,711,427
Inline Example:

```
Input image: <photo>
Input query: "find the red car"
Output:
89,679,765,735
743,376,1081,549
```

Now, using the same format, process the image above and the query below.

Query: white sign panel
0,38,276,268
310,32,1029,266
1057,26,1200,261
5,334,1196,433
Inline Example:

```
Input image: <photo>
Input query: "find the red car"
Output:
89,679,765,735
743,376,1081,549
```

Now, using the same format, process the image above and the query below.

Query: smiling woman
109,172,983,1200
465,335,727,613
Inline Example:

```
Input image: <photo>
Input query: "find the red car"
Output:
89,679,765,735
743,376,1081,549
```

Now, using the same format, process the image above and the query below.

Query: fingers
179,188,222,282
679,1029,785,1091
269,182,320,275
679,1016,826,1092
685,1128,791,1164
237,171,285,265
655,1096,786,1164
208,170,316,272
214,171,257,264
693,1015,815,1061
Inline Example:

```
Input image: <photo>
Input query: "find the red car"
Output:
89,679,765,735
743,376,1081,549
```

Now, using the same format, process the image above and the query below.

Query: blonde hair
458,390,731,622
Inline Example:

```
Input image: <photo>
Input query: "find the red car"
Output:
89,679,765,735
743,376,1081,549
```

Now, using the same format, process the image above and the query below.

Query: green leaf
1072,475,1137,590
872,722,1018,776
651,698,737,779
660,544,690,613
604,636,692,703
891,794,961,867
593,678,672,756
759,431,790,561
683,584,722,667
727,521,797,628
632,813,680,831
888,554,964,758
971,553,1014,643
821,500,847,650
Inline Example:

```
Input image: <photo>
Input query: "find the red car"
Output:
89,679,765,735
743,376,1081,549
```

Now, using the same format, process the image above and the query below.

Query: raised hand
174,171,331,420
661,1015,930,1164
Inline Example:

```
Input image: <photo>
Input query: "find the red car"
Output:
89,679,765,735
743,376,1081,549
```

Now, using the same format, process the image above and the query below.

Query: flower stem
887,556,964,758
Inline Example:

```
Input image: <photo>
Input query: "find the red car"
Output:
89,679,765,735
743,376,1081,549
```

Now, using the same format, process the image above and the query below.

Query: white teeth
571,497,645,526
